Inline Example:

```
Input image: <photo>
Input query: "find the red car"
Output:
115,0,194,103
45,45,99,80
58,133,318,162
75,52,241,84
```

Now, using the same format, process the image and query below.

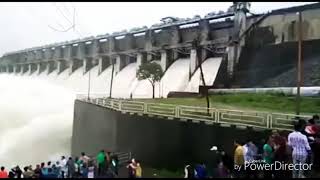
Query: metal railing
218,109,269,128
270,113,312,131
76,95,313,131
112,151,132,166
179,105,217,122
120,100,144,113
146,103,177,117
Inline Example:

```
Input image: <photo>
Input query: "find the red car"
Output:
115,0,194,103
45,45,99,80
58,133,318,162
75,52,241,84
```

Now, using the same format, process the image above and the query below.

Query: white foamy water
0,58,223,167
0,74,75,167
0,65,119,167
160,58,190,97
112,63,137,98
185,57,222,92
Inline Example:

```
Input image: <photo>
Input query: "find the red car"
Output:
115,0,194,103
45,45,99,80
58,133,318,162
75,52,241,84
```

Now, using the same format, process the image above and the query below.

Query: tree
137,62,163,99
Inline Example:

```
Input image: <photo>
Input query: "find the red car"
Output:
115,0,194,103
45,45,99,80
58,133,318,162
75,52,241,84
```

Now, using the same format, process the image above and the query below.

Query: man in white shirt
243,140,258,163
243,139,258,178
60,156,68,178
288,122,312,178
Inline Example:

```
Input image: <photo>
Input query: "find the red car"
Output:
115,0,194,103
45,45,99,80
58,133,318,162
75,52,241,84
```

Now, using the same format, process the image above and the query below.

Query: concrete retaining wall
72,100,270,170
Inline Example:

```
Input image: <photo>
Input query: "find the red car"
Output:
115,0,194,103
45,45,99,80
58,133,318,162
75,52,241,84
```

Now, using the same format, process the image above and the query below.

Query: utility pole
87,62,91,100
109,58,115,98
296,11,303,115
193,38,210,113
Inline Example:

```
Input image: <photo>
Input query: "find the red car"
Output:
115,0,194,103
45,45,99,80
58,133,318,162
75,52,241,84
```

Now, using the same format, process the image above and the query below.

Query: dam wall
72,100,270,169
2,3,320,93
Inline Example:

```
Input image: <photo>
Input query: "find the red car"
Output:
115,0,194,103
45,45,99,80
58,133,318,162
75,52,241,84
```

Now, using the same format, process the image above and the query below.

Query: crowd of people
0,150,124,178
0,116,319,179
183,115,320,178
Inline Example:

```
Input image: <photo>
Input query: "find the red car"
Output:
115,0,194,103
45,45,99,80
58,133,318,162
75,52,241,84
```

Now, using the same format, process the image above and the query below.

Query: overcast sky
0,2,316,56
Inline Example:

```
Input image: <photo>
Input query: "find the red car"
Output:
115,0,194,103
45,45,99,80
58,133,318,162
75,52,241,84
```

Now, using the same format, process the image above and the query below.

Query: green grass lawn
138,93,320,115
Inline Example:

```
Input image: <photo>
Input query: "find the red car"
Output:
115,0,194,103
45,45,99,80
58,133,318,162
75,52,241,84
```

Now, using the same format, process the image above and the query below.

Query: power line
53,2,74,26
56,2,76,32
73,8,84,37
48,24,74,32
55,3,84,37
61,3,73,17
44,3,73,33
50,2,86,38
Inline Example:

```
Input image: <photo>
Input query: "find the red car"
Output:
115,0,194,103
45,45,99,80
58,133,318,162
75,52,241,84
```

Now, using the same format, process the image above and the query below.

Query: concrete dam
2,3,320,96
1,2,320,168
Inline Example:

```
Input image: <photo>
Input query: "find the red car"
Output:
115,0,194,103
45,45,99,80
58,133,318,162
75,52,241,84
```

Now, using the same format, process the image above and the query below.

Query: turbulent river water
0,74,75,167
0,58,223,167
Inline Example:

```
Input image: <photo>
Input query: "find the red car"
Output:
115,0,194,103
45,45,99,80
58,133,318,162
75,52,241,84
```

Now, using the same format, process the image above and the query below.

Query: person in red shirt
305,115,320,170
272,131,290,178
0,166,8,178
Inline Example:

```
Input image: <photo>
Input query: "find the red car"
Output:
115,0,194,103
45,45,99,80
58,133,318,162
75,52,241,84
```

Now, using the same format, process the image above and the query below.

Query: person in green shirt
263,137,274,178
263,138,274,164
96,150,106,177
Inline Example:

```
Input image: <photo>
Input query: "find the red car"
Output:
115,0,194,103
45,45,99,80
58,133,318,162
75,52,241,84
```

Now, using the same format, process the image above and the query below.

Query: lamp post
87,60,91,100
296,11,303,115
109,58,115,98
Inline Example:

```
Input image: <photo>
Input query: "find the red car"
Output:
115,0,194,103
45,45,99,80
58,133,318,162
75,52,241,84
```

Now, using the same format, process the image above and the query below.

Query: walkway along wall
72,100,271,170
